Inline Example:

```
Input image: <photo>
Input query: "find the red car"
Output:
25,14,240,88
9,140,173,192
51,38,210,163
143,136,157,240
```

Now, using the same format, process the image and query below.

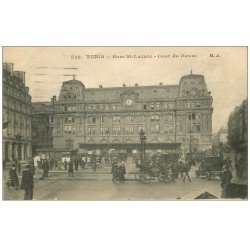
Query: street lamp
15,133,22,160
139,129,147,162
105,128,111,164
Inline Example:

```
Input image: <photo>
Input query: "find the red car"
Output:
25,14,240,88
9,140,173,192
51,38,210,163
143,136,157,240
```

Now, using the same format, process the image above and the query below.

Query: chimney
18,71,26,84
53,95,57,102
135,83,138,87
99,85,103,88
3,62,14,76
159,82,163,86
13,71,26,84
122,84,126,87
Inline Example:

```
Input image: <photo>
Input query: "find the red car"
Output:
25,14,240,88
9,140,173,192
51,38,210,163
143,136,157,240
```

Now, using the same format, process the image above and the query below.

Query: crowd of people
5,151,245,200
111,158,126,183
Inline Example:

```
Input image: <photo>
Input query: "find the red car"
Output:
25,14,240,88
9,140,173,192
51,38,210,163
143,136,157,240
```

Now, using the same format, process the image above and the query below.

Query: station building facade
2,62,32,166
52,72,213,157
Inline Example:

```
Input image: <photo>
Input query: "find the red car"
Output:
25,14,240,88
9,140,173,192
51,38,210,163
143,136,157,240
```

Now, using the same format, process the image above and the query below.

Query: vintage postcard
2,46,248,200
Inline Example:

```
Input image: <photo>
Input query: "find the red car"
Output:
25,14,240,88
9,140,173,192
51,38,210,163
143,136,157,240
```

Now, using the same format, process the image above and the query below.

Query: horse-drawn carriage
135,154,179,183
195,156,224,180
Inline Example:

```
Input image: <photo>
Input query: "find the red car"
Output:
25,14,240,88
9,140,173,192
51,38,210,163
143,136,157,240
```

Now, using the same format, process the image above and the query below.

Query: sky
3,46,247,134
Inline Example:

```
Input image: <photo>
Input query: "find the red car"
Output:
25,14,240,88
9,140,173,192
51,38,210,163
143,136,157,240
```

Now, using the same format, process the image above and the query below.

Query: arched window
125,115,133,123
188,113,200,121
165,114,173,122
113,115,120,123
88,116,96,123
151,114,160,122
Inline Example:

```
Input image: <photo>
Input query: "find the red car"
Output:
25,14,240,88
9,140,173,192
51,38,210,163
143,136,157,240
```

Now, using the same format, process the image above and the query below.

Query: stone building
227,99,248,179
2,62,32,166
228,99,247,151
31,98,55,157
51,72,213,157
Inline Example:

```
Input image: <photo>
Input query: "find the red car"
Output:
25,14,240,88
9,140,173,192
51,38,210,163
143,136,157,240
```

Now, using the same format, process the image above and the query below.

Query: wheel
135,170,141,181
158,173,165,182
205,171,211,180
164,175,172,183
138,172,147,183
195,170,199,177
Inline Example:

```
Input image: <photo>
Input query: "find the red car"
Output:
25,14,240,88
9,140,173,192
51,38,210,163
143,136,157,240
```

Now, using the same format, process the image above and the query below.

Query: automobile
195,156,224,180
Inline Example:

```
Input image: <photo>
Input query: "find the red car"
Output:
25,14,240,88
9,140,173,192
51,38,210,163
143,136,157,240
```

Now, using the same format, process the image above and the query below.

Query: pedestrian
225,157,232,170
92,157,97,172
118,161,126,182
170,161,176,182
29,162,36,176
111,162,119,183
42,159,49,179
20,165,34,200
75,159,79,171
7,165,19,190
183,161,191,183
179,161,185,178
235,160,240,178
16,159,21,175
221,165,233,190
64,159,68,171
68,159,74,177
81,159,85,170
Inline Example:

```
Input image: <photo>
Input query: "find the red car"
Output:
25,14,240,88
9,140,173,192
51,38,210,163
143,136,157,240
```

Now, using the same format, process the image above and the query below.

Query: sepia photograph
2,46,248,200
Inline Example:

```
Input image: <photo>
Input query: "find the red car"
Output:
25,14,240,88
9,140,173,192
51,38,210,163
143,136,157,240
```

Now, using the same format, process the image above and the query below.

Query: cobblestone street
3,167,224,200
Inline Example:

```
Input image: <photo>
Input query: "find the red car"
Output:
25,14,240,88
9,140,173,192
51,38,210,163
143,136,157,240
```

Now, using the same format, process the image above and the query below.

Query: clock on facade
64,91,76,100
125,99,133,106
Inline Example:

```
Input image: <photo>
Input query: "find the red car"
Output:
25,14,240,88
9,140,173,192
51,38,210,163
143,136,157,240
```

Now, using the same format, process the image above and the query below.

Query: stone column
14,143,18,160
8,142,13,162
21,143,25,160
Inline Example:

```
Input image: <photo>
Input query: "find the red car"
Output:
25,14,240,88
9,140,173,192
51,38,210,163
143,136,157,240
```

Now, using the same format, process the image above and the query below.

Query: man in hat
74,158,79,171
41,159,49,179
7,165,19,190
68,159,74,177
20,165,34,200
111,159,119,183
221,165,233,190
183,161,191,183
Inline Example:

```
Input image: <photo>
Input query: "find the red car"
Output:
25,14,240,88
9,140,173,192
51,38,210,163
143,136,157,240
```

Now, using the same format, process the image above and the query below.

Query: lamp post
139,129,147,162
15,133,22,160
105,128,111,164
189,130,192,153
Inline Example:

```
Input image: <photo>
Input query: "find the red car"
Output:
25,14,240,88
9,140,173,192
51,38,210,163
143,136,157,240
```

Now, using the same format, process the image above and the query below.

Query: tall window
88,116,96,123
101,116,108,123
165,124,173,133
125,124,133,133
64,125,76,134
188,114,201,132
151,124,160,133
151,114,160,122
112,124,121,133
125,116,133,123
188,113,200,121
165,114,173,122
113,115,121,122
64,117,75,123
88,125,96,134
138,124,147,132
